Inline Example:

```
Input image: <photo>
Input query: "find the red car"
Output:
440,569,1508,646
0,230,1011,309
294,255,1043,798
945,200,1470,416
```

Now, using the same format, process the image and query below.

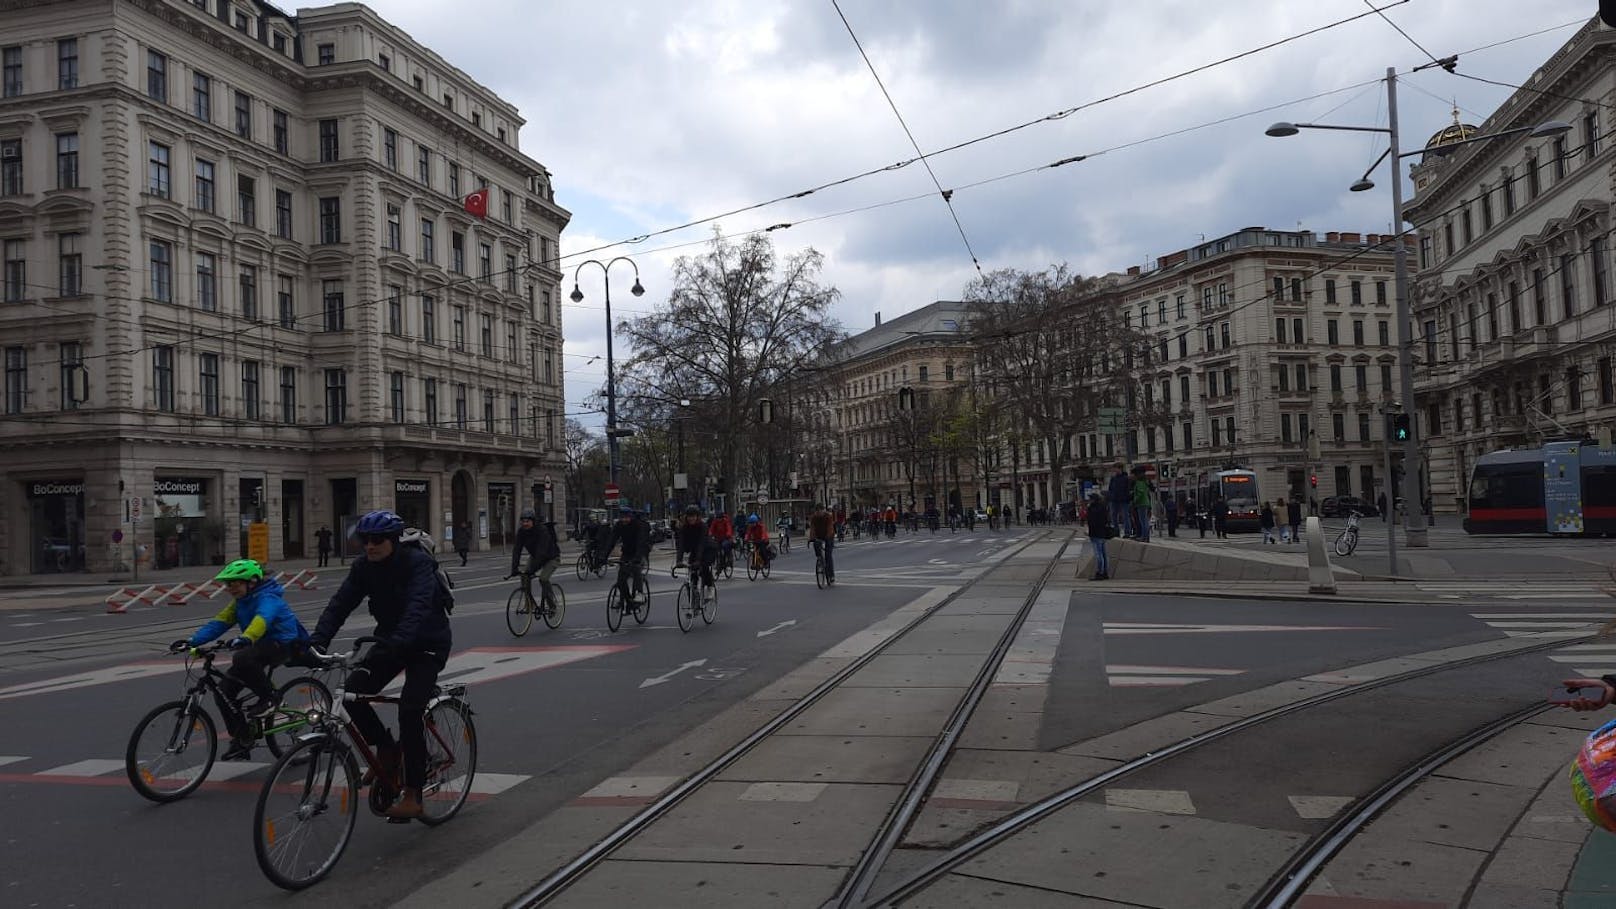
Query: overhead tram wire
552,0,1418,266
1364,0,1449,70
830,0,982,274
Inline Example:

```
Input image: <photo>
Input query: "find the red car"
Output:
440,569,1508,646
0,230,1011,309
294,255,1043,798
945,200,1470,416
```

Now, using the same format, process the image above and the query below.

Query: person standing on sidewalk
454,521,471,566
1276,497,1290,543
315,525,333,567
1164,493,1179,538
1377,492,1388,522
1213,496,1229,538
1086,493,1112,581
1260,501,1277,544
1286,497,1303,544
1130,469,1153,543
1107,464,1131,537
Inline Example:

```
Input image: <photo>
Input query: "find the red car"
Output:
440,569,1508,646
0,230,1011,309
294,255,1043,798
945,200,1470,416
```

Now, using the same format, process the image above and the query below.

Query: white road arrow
757,620,797,638
639,659,708,689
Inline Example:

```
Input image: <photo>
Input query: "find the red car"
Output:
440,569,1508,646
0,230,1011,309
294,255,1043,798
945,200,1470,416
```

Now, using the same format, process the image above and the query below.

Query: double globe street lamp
1266,62,1569,576
570,257,645,488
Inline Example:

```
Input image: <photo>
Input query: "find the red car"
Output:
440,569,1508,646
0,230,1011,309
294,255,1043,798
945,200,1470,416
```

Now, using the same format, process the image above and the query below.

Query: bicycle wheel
815,556,826,589
126,699,217,802
1334,530,1356,557
633,576,650,625
606,585,623,632
253,737,359,891
265,676,333,759
720,551,734,580
543,584,566,629
419,699,477,826
762,557,772,579
574,553,589,581
676,582,695,633
505,588,534,637
701,582,718,624
746,554,760,581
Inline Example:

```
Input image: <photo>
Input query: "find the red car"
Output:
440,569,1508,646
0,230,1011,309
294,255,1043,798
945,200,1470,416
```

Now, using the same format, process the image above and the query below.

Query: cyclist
170,559,310,758
510,508,561,607
775,513,792,552
708,510,735,561
608,504,651,605
674,505,718,600
807,503,836,585
744,514,773,568
308,509,452,821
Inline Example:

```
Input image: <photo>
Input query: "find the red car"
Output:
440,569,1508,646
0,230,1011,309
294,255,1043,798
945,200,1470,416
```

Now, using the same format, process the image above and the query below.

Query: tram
1197,468,1261,532
1464,440,1616,535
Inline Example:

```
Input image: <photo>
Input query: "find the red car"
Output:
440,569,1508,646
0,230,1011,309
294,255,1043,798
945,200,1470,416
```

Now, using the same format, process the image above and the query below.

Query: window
1554,137,1569,180
505,254,517,292
480,313,493,357
233,91,251,139
2,239,22,302
277,275,294,328
1225,416,1235,445
448,163,460,197
147,50,167,101
59,341,81,410
1380,363,1393,392
1330,364,1342,392
1275,318,1286,343
236,174,255,226
1484,297,1497,341
317,43,334,65
1444,222,1455,258
452,305,465,350
1599,357,1614,406
1204,325,1214,351
149,240,172,301
1220,322,1230,348
443,92,453,109
1375,281,1387,306
472,111,482,128
192,72,210,121
275,189,292,239
1561,253,1578,317
451,232,465,273
509,394,520,437
273,109,288,154
318,196,340,243
239,264,257,320
1281,413,1293,443
1350,280,1363,306
196,251,216,311
57,38,77,89
421,295,436,344
199,353,219,415
1178,335,1187,359
1296,363,1308,390
1595,238,1610,307
543,347,554,383
1541,374,1554,414
234,10,249,31
385,204,401,251
1292,317,1303,344
2,139,22,195
378,53,390,72
501,189,513,222
1212,418,1221,446
153,346,174,412
413,74,423,92
497,127,506,143
1277,365,1289,392
1527,154,1541,198
194,158,215,212
1332,412,1345,440
1377,320,1389,347
323,368,346,424
1207,371,1219,397
506,322,517,362
279,365,296,423
1507,281,1521,332
1569,366,1585,410
57,233,80,297
1358,412,1371,441
1355,364,1367,391
423,377,438,424
387,285,402,335
419,219,435,264
482,389,495,433
382,127,397,170
2,346,21,413
417,146,431,185
1352,320,1364,346
1588,113,1603,159
1176,294,1186,319
1179,374,1190,404
318,119,339,162
454,383,467,428
1481,189,1494,230
390,371,405,423
479,242,492,281
1503,169,1516,214
1325,279,1337,305
3,46,20,97
322,280,344,331
1461,208,1473,245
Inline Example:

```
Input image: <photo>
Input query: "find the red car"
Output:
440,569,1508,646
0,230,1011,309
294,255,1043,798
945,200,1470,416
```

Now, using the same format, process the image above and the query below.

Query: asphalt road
0,528,1026,907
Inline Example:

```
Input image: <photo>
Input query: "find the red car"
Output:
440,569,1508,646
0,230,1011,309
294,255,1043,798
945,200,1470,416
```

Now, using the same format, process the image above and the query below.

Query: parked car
649,522,672,545
1321,496,1377,518
973,509,989,524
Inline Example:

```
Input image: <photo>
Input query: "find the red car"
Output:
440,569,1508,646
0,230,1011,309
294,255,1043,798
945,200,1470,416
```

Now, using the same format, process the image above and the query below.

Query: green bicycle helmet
215,559,265,583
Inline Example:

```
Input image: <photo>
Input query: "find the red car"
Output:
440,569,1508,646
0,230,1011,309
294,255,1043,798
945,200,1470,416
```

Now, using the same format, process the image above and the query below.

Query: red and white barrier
165,580,227,606
276,569,319,591
106,566,318,614
105,584,171,613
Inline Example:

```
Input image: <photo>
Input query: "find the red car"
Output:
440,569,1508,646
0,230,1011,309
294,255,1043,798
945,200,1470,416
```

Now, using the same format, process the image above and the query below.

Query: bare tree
614,230,846,506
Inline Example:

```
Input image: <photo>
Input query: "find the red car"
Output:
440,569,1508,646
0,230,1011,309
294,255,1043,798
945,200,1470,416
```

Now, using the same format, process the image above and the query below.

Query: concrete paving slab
936,596,1029,616
1479,831,1580,890
575,775,681,802
1568,827,1616,900
547,860,847,909
1464,883,1561,909
899,872,1140,908
718,734,933,784
958,801,1304,907
784,686,967,737
904,802,1019,849
1306,834,1489,906
1358,775,1536,852
1056,711,1236,761
958,708,1042,750
934,777,1021,802
1525,709,1608,732
740,781,828,802
1434,722,1586,787
747,657,854,700
613,780,901,865
1104,787,1196,814
1302,657,1445,684
883,621,1011,656
1514,781,1593,844
844,653,992,688
937,748,1121,804
1186,680,1345,717
629,698,795,778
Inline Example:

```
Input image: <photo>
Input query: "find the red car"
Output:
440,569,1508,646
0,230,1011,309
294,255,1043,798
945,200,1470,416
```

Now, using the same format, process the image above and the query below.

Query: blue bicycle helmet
747,514,760,525
353,510,405,537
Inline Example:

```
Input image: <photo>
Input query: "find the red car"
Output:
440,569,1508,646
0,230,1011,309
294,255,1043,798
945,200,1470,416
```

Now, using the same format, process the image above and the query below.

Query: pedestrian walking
1086,493,1112,581
315,525,333,567
455,521,471,566
1107,464,1131,537
1213,496,1230,539
1286,497,1303,543
1259,501,1277,544
1377,492,1388,522
1164,494,1179,538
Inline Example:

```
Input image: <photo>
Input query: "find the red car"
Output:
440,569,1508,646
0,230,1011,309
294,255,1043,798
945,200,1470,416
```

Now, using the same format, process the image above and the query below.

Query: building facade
986,228,1402,512
1405,18,1616,515
0,0,569,576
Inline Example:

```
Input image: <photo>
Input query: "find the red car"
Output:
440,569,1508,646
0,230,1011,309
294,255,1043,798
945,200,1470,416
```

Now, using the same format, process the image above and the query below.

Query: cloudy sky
359,0,1596,422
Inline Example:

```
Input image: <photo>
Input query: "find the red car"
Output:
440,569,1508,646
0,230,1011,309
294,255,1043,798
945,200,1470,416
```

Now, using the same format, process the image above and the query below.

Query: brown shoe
384,787,424,820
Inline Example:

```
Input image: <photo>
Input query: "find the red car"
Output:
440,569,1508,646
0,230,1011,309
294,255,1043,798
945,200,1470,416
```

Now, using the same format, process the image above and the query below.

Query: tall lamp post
1267,63,1569,575
569,257,644,488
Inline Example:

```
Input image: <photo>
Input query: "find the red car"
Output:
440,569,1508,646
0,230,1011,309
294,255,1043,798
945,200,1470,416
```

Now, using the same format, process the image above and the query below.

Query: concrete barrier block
1305,515,1337,594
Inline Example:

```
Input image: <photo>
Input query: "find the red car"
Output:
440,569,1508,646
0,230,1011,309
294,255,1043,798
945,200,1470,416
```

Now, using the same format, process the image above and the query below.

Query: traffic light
1392,414,1411,442
1310,473,1317,489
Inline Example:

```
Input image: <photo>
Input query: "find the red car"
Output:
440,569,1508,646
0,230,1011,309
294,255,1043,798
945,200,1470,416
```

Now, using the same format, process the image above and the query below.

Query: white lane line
1105,788,1196,815
467,772,529,795
1107,665,1246,675
38,759,126,777
0,756,27,768
1472,614,1616,620
1109,676,1214,687
1479,621,1601,628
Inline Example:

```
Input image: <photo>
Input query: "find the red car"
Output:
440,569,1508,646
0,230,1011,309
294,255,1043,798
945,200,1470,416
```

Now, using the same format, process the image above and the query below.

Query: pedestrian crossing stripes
1470,610,1608,639
0,755,530,797
1107,665,1245,687
1428,585,1612,601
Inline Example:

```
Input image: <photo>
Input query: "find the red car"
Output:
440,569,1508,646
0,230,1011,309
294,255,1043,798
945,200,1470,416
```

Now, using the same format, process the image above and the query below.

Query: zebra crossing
1424,583,1613,601
0,752,530,797
1469,610,1610,639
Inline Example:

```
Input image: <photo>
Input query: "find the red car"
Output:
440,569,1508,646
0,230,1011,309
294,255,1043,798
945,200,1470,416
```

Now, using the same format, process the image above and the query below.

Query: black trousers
345,643,450,790
224,638,286,702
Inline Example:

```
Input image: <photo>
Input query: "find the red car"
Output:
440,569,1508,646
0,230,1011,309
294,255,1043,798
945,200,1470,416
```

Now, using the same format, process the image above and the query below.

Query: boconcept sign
31,482,84,497
395,480,429,494
154,479,204,496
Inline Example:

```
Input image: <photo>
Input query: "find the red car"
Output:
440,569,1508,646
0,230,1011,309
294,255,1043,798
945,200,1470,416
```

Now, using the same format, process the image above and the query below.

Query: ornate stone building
1406,17,1616,515
0,0,569,575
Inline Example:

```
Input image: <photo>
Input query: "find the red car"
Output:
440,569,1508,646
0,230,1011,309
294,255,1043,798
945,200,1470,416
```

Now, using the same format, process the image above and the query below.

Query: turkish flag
463,188,489,219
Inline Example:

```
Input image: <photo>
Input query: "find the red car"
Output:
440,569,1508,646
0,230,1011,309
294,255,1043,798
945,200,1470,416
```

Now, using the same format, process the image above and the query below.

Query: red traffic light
1309,474,1318,488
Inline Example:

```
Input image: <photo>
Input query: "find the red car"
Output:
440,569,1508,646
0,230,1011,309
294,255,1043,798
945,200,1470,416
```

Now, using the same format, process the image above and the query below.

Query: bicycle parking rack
105,584,172,613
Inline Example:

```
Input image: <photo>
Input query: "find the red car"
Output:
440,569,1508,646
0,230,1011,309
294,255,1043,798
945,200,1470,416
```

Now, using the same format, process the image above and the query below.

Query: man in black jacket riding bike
309,510,451,821
608,505,652,604
510,508,561,606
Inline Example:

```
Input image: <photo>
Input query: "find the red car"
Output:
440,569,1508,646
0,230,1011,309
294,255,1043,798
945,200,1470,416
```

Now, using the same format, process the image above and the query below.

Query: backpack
400,528,456,614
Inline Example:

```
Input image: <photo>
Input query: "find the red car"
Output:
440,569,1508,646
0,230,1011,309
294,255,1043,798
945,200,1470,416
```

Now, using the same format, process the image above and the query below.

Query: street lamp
570,257,645,487
1267,64,1569,576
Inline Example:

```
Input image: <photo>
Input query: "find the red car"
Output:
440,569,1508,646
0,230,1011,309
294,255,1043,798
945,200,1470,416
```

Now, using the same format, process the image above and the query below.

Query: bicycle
1334,510,1363,556
125,641,331,803
574,547,609,580
671,562,718,632
715,542,735,580
812,539,832,589
745,540,773,581
776,527,792,555
252,636,476,891
505,571,565,636
606,559,650,632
